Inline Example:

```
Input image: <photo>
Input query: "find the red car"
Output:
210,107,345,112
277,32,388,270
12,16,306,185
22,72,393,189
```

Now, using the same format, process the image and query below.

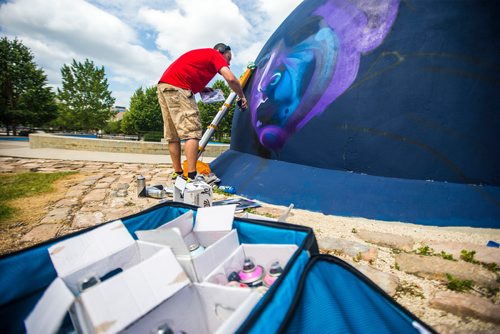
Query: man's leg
184,138,199,177
168,141,182,173
158,83,183,176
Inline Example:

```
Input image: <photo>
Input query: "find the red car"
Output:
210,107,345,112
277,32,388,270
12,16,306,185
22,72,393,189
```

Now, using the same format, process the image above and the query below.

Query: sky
0,0,302,108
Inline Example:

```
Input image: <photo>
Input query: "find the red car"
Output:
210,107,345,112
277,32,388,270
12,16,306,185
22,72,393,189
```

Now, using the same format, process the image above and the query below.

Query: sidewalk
0,140,215,164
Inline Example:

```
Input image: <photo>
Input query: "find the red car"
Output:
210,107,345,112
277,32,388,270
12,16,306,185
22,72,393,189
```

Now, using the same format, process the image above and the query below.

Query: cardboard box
25,220,190,334
173,177,213,207
135,206,238,282
173,176,186,202
204,244,298,287
121,283,261,334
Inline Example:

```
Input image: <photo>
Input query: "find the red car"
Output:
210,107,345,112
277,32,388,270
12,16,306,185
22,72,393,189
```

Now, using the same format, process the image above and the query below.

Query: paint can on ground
137,175,146,197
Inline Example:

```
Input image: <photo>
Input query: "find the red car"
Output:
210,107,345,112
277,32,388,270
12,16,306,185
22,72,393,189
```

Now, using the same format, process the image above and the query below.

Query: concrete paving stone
21,224,60,243
111,189,128,197
426,240,500,265
40,207,72,224
430,291,500,324
113,183,130,190
81,175,104,186
65,187,87,198
395,253,498,287
103,207,137,221
319,237,378,261
72,212,104,229
94,183,111,189
82,189,107,203
100,176,117,183
37,168,64,173
54,198,79,207
353,263,400,296
0,166,15,173
357,229,415,251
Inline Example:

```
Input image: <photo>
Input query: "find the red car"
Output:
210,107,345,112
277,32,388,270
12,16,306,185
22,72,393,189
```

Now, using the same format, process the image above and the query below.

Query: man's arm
219,66,247,109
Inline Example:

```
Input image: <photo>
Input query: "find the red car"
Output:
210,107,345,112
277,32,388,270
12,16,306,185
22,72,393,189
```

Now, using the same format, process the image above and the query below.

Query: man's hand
237,96,248,110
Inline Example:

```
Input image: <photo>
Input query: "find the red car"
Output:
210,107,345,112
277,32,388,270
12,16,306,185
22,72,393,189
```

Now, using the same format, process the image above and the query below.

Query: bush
143,131,163,142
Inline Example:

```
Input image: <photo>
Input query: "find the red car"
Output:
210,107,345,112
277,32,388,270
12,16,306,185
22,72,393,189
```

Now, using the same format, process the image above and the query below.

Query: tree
198,79,234,142
56,59,115,131
121,86,162,135
0,37,57,135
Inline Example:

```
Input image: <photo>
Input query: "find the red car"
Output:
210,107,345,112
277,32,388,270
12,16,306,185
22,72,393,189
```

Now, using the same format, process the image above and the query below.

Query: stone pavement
0,152,499,332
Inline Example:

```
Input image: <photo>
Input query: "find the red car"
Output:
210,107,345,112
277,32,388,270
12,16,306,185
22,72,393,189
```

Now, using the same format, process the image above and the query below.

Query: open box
204,243,299,289
173,177,213,207
121,283,260,334
25,220,190,334
135,205,238,282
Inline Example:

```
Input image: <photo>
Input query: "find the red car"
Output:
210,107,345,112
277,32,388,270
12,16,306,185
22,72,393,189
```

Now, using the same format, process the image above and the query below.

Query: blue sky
0,0,302,108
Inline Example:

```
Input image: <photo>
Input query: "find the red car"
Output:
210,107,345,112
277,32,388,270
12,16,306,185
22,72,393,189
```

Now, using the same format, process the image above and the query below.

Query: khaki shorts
157,82,202,142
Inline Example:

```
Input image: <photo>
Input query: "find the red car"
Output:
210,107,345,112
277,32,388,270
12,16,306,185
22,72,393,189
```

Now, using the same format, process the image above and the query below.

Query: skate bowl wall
211,0,500,228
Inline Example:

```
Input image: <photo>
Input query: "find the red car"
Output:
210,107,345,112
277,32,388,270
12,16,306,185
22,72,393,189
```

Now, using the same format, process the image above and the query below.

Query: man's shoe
171,171,182,180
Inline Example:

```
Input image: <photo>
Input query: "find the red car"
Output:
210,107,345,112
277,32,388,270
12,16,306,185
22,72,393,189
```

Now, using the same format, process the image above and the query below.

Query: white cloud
0,0,168,106
0,0,302,107
138,0,252,58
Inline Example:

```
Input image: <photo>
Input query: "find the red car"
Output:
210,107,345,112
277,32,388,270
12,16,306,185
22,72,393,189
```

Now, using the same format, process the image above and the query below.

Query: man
157,43,247,181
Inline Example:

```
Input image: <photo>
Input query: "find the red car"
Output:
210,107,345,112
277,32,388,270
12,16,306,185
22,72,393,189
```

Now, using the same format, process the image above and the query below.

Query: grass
0,172,76,222
445,273,474,292
416,245,433,256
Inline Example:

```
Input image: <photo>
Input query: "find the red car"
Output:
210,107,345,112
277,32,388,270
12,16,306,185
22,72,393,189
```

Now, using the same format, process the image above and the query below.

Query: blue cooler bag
0,202,434,333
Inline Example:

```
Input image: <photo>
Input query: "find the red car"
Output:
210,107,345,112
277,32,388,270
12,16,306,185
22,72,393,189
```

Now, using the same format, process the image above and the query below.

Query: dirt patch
0,172,87,255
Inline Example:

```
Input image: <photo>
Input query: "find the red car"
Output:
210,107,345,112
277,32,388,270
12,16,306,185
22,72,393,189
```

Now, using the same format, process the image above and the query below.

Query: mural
249,0,400,150
213,0,500,227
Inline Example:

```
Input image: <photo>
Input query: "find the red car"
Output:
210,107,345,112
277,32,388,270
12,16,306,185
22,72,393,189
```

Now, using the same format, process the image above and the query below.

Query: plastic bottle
218,185,236,194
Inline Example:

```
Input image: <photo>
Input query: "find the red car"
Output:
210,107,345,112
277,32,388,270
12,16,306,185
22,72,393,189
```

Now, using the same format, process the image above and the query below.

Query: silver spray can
146,186,166,199
137,175,146,197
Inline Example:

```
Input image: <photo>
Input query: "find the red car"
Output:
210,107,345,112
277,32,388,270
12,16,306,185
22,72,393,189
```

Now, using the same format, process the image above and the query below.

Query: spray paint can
218,186,236,194
146,186,166,199
137,175,146,197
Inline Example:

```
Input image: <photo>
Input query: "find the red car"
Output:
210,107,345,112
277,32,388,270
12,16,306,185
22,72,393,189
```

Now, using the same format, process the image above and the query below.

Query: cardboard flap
194,205,236,232
193,284,260,334
174,177,187,192
48,220,133,278
80,247,190,334
156,210,194,237
190,230,240,282
135,228,192,256
25,278,74,334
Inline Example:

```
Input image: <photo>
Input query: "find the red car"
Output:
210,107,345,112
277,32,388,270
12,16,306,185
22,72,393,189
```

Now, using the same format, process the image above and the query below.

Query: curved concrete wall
212,0,500,227
231,0,500,186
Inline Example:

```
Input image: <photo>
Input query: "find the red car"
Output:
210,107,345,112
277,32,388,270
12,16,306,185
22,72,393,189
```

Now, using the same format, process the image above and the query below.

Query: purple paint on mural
249,0,400,150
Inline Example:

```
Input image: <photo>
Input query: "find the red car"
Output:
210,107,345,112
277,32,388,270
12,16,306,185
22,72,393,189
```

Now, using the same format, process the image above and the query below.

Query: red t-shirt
159,48,228,94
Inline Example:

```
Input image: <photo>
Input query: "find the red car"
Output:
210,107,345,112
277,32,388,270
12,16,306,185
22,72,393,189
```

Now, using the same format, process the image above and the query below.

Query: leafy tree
0,37,57,135
121,86,162,135
198,79,233,142
56,59,115,131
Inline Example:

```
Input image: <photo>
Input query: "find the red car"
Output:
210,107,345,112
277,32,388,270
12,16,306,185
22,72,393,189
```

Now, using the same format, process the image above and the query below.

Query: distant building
110,106,128,121
111,105,127,113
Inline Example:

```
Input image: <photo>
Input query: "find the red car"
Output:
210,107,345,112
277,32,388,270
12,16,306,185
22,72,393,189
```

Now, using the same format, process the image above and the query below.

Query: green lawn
0,172,76,222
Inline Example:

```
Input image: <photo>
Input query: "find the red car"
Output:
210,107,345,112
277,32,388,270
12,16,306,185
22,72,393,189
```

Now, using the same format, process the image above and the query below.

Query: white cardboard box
204,244,299,287
173,177,213,207
135,206,238,282
121,283,261,334
25,221,190,334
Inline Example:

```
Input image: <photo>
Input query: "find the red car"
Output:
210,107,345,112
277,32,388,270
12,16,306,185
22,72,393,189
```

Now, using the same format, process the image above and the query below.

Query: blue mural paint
248,0,400,150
